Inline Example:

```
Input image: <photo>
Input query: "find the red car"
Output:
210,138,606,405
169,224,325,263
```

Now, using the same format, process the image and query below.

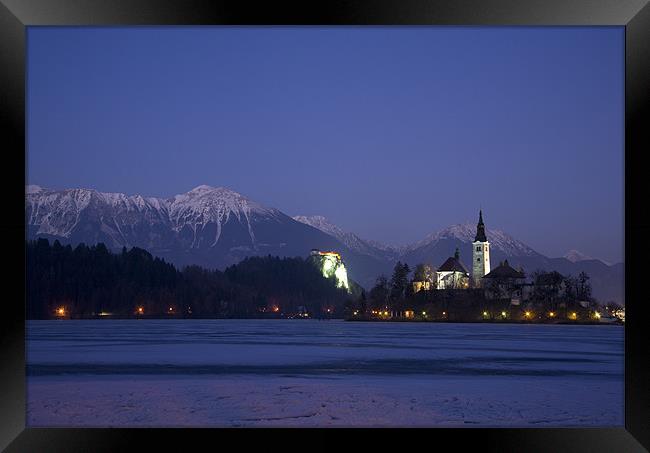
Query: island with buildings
339,211,624,324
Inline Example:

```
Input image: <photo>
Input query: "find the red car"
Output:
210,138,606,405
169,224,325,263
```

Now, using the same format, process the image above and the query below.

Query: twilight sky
27,27,624,263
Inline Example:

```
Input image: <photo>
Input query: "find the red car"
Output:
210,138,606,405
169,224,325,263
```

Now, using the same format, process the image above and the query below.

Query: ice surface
26,320,623,427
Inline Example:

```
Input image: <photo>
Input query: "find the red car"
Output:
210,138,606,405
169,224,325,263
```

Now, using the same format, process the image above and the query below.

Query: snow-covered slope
168,185,282,248
407,223,539,258
563,249,610,265
292,215,397,261
26,185,282,245
25,185,393,287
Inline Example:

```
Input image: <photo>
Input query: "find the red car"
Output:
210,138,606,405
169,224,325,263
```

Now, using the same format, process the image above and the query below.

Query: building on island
411,211,491,292
436,248,470,289
482,259,526,303
412,263,435,293
472,210,491,287
412,280,432,293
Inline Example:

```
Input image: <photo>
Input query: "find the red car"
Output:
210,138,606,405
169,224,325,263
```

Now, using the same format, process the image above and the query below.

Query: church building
411,210,493,292
436,247,470,289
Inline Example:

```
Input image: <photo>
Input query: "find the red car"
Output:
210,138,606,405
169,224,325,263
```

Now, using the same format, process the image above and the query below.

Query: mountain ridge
26,185,623,303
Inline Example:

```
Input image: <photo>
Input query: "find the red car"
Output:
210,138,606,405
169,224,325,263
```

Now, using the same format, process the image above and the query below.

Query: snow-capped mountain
292,215,397,261
167,185,283,249
406,223,539,258
563,249,610,265
26,185,391,287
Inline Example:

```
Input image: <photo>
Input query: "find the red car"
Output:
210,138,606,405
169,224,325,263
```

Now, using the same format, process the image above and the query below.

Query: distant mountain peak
187,184,238,194
563,249,610,265
410,222,540,257
173,185,271,211
564,249,592,262
190,184,216,191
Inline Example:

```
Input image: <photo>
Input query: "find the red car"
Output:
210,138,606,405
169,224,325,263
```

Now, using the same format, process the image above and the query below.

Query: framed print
1,0,648,451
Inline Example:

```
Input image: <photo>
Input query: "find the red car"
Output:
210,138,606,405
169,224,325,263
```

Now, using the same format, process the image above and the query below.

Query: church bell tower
472,210,490,287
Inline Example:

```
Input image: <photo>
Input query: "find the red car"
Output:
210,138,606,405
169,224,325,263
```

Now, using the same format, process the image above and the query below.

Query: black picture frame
1,1,648,451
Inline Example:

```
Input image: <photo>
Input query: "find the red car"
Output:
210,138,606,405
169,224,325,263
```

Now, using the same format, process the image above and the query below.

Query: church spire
474,209,487,242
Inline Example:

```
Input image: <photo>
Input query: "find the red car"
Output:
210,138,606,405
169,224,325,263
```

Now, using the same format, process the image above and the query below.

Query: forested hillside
26,239,351,319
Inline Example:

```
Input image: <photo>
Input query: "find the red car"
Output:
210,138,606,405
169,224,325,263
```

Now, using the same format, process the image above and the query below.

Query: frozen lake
26,319,624,427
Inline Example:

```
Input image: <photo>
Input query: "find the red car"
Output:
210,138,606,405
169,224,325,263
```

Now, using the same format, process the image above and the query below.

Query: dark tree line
26,239,350,319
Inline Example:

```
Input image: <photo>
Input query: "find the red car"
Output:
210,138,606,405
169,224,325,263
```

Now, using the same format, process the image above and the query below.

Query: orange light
56,307,65,316
318,251,341,258
273,306,280,312
442,311,446,316
549,311,555,317
137,306,144,314
524,311,531,318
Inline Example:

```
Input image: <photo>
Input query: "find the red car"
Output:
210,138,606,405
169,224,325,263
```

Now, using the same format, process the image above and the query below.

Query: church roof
482,259,525,279
474,210,488,242
438,256,469,274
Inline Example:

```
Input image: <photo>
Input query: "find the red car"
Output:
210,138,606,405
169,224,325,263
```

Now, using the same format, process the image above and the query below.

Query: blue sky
27,27,624,263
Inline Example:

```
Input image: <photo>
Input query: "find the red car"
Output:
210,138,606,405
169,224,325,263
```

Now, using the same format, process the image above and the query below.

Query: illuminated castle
309,249,350,291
